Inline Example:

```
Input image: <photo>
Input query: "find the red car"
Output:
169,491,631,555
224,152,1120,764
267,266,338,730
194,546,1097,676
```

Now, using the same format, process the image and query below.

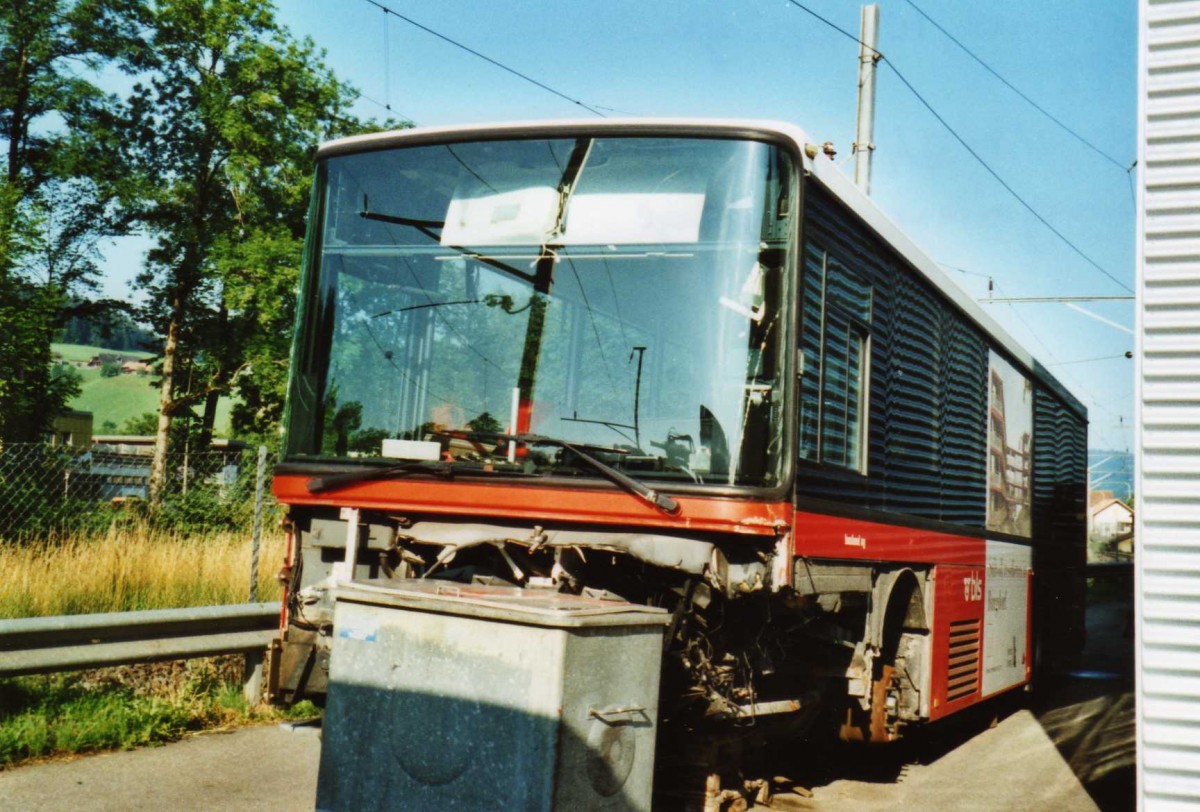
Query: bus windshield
285,135,796,488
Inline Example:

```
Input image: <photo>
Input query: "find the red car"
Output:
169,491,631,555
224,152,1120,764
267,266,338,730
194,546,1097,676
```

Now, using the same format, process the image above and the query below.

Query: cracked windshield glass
287,136,795,487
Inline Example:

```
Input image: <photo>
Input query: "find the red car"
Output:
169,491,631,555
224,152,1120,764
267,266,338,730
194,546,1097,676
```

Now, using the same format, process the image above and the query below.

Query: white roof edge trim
316,118,1085,420
317,118,819,162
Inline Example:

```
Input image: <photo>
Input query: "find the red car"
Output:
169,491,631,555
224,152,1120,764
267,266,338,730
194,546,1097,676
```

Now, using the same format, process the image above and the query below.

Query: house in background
1089,489,1133,562
47,410,94,449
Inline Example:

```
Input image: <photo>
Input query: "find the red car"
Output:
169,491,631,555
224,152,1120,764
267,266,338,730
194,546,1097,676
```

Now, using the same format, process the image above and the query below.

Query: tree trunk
196,294,228,450
198,389,220,450
148,286,186,503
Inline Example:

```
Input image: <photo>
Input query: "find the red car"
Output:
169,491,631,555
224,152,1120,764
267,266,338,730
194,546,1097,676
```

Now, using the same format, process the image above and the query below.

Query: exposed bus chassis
268,510,932,763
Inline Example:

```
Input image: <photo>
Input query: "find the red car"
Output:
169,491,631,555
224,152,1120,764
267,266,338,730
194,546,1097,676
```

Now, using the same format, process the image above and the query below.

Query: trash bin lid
335,578,670,629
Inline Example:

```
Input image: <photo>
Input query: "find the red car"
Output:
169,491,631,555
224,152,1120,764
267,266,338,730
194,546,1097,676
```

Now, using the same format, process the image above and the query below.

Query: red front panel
274,474,792,537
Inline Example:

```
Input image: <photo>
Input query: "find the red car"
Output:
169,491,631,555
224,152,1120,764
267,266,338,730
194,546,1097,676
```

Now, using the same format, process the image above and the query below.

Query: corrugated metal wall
1139,1,1200,808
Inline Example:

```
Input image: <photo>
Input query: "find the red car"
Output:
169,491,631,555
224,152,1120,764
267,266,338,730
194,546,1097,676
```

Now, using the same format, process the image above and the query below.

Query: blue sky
103,0,1138,449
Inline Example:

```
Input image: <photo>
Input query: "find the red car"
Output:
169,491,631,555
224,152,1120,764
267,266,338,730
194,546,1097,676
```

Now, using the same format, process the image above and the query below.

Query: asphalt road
0,722,322,812
0,703,1118,812
0,600,1133,811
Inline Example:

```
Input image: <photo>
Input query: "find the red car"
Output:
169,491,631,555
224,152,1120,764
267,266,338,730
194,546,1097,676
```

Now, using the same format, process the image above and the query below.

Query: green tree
219,106,410,446
0,0,143,442
120,411,159,435
120,0,361,499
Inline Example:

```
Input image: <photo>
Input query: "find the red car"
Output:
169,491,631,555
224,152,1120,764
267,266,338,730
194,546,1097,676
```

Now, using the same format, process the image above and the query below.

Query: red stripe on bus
793,511,986,566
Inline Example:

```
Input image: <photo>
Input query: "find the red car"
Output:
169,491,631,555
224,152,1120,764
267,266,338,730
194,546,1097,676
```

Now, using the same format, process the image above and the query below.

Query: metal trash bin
315,580,669,811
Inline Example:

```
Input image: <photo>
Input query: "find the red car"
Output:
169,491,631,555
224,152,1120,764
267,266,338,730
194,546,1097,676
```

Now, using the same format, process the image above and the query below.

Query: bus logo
963,571,983,602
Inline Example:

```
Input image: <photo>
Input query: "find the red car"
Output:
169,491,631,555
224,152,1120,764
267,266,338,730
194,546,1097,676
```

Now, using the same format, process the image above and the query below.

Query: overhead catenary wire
783,0,871,52
883,62,1133,295
981,296,1134,303
358,0,608,118
354,90,413,122
989,279,1124,428
901,0,1132,174
1047,353,1132,367
382,5,390,112
780,0,1134,296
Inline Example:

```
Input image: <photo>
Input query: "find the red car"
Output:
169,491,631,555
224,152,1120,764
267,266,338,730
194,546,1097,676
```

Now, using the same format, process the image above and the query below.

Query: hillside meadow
50,343,233,434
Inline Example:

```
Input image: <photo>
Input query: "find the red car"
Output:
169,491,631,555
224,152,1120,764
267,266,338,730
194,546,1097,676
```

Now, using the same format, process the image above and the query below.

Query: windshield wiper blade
311,431,680,513
307,461,454,494
466,430,680,515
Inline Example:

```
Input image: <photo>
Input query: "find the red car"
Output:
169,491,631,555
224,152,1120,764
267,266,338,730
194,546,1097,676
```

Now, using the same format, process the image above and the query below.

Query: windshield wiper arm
358,195,536,286
306,457,545,494
308,432,681,513
468,430,680,515
307,461,454,494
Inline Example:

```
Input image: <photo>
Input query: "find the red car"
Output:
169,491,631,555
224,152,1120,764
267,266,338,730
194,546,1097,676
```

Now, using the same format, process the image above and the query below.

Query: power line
981,296,1134,303
1048,353,1132,367
784,0,879,54
939,262,992,279
988,279,1117,424
779,0,1134,295
883,62,1133,295
901,0,1132,173
354,90,413,121
383,5,390,112
358,0,607,118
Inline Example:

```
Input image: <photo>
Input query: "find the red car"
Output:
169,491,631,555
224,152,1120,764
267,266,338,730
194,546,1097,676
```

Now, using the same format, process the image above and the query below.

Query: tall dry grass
0,525,285,619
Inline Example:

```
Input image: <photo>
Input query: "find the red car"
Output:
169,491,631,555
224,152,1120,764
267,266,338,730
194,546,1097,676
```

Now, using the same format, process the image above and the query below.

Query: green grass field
51,343,154,363
54,344,233,436
72,368,161,431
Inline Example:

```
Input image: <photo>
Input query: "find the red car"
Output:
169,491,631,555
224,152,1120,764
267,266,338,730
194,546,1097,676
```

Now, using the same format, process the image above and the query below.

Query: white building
1138,1,1200,805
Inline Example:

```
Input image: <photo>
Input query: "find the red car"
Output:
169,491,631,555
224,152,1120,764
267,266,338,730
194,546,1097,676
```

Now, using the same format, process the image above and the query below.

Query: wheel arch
868,566,929,655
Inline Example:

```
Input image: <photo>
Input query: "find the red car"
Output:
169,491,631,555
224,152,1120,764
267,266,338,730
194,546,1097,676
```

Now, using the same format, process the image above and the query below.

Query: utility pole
854,4,881,193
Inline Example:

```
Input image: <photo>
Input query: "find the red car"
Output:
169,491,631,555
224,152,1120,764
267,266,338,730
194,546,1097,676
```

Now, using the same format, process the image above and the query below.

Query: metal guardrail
0,602,281,678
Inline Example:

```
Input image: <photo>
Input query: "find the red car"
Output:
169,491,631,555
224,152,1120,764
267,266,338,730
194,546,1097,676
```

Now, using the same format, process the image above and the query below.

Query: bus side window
799,241,872,473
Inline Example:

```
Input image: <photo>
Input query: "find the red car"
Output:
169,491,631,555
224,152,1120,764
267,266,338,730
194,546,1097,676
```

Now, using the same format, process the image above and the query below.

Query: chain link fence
0,441,277,541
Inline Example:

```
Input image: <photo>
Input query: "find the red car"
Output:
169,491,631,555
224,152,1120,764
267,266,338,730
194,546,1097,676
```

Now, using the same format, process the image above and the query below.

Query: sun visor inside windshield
440,165,709,247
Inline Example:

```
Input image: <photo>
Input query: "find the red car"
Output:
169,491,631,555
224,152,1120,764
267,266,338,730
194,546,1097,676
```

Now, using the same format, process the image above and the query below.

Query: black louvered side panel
940,313,988,526
882,272,944,520
1031,387,1088,671
795,184,988,529
795,184,882,507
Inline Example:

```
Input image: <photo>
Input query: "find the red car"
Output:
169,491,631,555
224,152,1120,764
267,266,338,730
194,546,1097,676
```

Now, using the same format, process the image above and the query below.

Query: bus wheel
838,663,898,743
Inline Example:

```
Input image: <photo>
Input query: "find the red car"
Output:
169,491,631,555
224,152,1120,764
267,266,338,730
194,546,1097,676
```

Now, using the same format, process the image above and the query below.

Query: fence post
244,444,269,705
249,445,267,602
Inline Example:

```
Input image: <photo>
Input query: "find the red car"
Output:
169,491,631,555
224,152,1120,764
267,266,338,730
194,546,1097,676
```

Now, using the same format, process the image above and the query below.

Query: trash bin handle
588,705,647,724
